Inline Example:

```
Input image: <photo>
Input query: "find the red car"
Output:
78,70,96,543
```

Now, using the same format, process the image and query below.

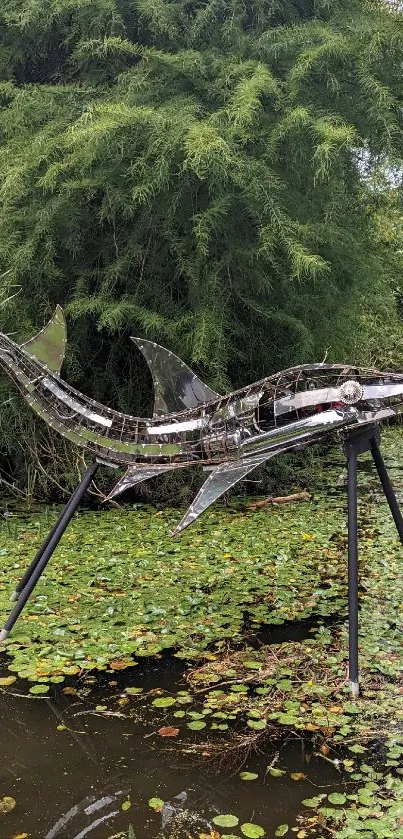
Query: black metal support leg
370,437,403,543
10,479,85,603
346,446,359,698
342,424,403,698
0,461,98,643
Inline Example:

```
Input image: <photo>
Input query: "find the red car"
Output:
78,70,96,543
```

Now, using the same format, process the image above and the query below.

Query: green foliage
0,0,403,492
298,756,403,839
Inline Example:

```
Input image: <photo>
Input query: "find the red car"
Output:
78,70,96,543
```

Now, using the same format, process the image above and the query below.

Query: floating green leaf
152,696,176,708
247,719,266,730
343,703,361,715
239,772,258,781
327,793,347,805
302,795,326,808
212,815,239,828
29,684,50,695
0,676,16,686
269,768,286,778
241,823,265,838
148,797,164,810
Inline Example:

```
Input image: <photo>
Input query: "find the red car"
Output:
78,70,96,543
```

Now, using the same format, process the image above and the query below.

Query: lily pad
213,815,240,828
247,719,267,730
148,797,164,810
302,795,326,808
0,676,16,686
187,720,206,730
241,823,265,838
29,684,50,695
152,696,176,708
269,768,286,778
327,793,347,804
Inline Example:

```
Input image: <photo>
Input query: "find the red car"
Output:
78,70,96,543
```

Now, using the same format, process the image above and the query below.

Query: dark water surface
0,658,341,839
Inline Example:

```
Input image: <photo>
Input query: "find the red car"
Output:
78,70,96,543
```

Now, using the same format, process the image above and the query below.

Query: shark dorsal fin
22,305,66,375
131,337,220,416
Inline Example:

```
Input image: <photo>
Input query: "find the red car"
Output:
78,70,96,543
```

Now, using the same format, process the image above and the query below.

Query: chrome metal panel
146,416,208,435
241,408,359,455
43,378,113,428
132,337,219,416
172,451,280,534
105,463,188,501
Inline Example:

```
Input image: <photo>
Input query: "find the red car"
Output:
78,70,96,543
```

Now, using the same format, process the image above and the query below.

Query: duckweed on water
294,746,403,838
1,489,348,681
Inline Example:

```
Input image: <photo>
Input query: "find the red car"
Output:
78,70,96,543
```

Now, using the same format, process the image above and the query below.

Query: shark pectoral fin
172,451,281,535
131,337,220,416
22,305,66,375
104,463,187,502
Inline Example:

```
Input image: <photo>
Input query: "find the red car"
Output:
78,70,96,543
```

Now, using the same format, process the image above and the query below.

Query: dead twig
246,491,311,510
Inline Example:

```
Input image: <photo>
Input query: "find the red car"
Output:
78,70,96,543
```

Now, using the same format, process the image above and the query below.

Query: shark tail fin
131,337,220,416
22,305,66,375
172,451,283,535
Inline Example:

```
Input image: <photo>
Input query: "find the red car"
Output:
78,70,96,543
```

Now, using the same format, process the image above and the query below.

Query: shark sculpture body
1,306,403,533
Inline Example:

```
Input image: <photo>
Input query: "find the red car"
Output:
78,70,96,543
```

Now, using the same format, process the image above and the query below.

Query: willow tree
0,0,402,491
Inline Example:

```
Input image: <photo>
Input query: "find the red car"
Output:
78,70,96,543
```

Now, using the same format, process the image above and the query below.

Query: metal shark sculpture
2,307,403,695
1,306,403,534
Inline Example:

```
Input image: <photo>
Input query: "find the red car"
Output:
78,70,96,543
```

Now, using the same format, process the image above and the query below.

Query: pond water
1,433,402,838
0,656,341,839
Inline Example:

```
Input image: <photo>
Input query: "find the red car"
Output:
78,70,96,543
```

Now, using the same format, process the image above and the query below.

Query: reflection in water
161,791,187,831
0,661,341,839
45,790,125,839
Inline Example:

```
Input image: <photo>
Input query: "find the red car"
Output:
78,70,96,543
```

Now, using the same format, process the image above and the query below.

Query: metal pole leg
347,448,359,698
0,461,98,643
371,437,403,543
10,480,84,602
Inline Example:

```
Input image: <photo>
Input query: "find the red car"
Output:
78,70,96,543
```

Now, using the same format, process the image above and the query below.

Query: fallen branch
246,491,311,509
